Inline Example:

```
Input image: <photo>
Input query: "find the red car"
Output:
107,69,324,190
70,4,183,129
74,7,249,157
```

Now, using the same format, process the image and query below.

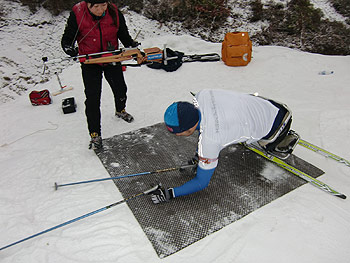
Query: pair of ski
244,139,347,199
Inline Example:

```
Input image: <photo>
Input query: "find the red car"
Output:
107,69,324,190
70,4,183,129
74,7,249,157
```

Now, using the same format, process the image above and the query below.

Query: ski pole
54,164,196,190
55,72,65,89
0,185,159,252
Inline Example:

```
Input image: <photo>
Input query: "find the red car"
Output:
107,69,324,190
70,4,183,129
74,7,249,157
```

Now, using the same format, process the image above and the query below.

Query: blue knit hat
164,102,199,134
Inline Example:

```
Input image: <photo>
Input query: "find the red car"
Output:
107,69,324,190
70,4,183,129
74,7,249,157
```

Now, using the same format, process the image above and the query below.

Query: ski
244,144,346,199
183,53,221,63
298,139,350,168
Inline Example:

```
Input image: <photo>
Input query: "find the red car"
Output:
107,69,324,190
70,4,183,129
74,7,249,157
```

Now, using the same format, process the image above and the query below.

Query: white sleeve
197,133,221,170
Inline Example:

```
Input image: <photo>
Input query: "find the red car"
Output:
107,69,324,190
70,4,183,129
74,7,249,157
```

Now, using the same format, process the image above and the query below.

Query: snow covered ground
1,2,350,263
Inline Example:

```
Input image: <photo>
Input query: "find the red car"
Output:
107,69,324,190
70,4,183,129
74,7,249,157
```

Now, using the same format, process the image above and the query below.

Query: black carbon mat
95,123,324,258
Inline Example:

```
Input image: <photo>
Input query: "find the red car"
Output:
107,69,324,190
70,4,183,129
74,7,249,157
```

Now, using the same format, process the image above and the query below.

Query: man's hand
147,184,174,204
180,153,199,174
130,40,140,48
63,45,78,57
188,153,199,166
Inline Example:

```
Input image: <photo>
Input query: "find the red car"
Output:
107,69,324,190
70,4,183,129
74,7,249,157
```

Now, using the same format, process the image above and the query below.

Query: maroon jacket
72,1,120,55
62,1,135,57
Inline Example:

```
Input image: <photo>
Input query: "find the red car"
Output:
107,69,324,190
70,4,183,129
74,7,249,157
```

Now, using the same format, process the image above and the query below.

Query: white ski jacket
195,89,279,170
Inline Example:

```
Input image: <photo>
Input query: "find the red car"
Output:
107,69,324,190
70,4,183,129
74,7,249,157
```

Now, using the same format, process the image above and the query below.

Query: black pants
263,100,292,152
81,63,128,136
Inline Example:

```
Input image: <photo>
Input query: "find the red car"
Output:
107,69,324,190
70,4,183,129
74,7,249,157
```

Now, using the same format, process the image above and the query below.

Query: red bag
29,90,52,106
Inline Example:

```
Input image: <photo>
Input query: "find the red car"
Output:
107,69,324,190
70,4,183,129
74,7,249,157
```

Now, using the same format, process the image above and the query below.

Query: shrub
283,0,322,35
250,0,263,22
330,0,350,21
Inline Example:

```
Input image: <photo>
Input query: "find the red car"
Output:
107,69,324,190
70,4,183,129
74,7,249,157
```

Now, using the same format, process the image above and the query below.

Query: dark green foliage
302,20,350,55
142,0,187,22
250,0,263,22
18,0,78,14
251,0,350,55
15,0,350,55
0,5,4,21
182,0,230,30
18,0,120,14
140,0,230,30
189,0,230,21
284,0,323,34
330,0,350,22
116,0,144,13
42,0,78,15
18,0,42,13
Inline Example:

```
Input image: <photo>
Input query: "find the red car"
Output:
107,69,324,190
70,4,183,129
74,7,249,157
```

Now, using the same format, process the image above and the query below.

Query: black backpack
147,48,184,72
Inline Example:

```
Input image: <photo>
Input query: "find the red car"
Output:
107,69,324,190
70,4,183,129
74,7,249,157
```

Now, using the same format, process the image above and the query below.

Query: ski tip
337,194,346,200
54,182,58,191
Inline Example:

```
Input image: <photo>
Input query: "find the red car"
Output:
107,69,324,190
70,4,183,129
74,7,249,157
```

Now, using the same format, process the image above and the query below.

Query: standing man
61,0,138,149
149,89,298,204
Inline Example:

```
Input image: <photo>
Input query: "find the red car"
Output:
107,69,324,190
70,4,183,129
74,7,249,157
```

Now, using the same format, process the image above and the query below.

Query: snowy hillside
1,0,349,102
0,1,175,103
1,1,350,262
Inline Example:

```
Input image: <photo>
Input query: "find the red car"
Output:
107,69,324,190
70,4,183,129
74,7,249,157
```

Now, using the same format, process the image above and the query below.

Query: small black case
62,97,76,114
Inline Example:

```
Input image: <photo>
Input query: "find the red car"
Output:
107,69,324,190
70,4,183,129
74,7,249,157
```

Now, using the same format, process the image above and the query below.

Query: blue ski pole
0,185,158,251
54,164,195,190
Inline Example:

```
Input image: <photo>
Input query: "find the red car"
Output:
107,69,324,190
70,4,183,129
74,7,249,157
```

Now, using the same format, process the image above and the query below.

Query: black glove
148,184,174,204
63,45,78,57
130,40,140,48
188,153,199,166
180,153,199,174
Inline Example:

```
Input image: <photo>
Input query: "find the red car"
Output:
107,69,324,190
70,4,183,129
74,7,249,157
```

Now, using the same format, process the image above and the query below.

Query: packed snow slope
1,5,350,263
1,34,350,263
